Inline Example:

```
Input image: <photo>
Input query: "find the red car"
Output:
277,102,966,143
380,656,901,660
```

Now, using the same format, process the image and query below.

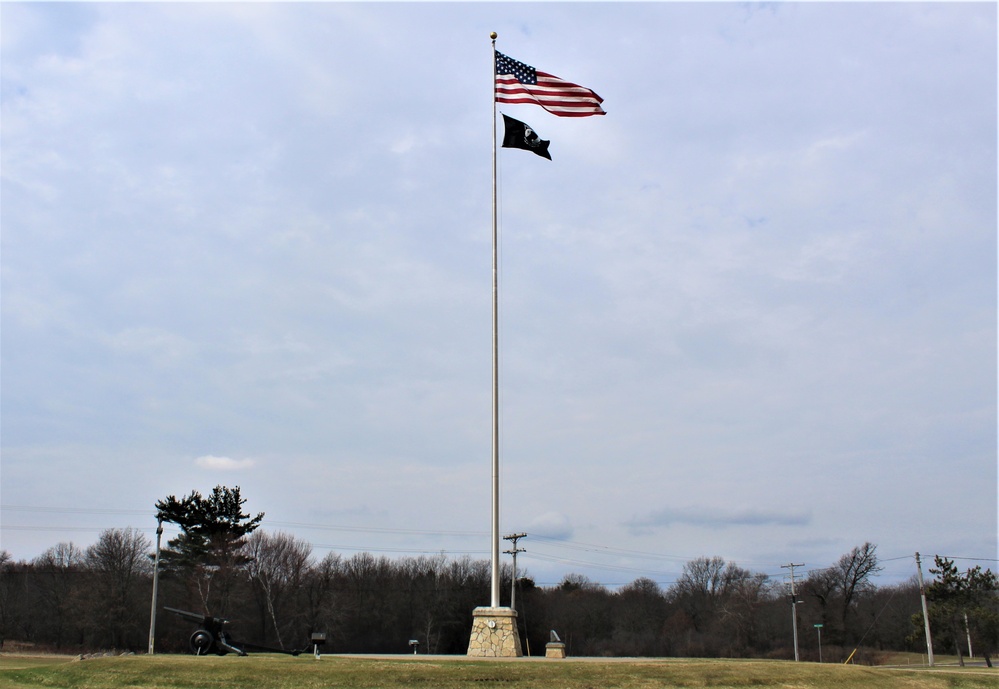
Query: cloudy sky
2,2,996,589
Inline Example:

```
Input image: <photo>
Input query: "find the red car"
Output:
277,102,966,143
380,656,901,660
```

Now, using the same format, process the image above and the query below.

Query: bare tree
664,557,775,656
399,553,449,654
613,577,668,656
0,551,22,650
803,542,883,645
803,567,837,622
33,542,85,648
669,557,747,632
245,531,312,649
718,571,772,654
4,529,931,658
544,574,613,655
303,552,342,648
85,528,152,649
833,542,883,630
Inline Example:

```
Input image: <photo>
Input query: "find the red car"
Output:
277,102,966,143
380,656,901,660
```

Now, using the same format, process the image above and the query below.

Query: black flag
502,114,552,160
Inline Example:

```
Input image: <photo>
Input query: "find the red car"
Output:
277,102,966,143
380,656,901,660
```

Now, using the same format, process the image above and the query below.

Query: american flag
495,51,605,118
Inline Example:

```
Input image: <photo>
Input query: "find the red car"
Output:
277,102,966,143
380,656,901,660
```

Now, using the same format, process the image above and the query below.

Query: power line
525,551,683,578
2,505,485,538
4,504,995,581
308,543,489,556
2,505,151,516
529,535,700,563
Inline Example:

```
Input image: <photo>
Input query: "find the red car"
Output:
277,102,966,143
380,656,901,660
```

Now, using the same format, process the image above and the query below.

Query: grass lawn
1,654,996,689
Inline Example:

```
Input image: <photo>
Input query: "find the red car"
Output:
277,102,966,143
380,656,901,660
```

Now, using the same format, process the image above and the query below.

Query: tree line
1,487,994,662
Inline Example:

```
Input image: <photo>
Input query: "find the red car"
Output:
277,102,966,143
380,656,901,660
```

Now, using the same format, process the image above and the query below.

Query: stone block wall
466,607,523,657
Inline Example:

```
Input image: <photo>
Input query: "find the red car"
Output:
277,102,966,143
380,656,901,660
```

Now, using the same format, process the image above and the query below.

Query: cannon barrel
163,606,231,628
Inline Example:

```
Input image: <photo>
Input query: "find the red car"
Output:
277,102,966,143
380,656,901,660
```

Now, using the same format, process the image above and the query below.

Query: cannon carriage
164,606,322,657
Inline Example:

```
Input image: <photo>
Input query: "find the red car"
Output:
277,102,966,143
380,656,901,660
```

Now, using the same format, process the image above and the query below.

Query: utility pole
503,533,527,611
915,552,934,667
148,517,164,655
781,562,804,662
964,613,973,658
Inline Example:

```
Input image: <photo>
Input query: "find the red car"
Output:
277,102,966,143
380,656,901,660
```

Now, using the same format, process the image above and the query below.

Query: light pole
147,517,164,655
915,552,935,667
814,624,823,663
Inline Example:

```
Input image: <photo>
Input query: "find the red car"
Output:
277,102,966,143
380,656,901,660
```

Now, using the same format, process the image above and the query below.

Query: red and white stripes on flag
495,51,605,118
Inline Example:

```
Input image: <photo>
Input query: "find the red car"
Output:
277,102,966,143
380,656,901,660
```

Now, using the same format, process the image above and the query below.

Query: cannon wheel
190,629,214,655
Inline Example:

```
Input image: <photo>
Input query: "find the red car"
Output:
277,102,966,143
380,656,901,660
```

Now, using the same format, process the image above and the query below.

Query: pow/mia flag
501,114,552,160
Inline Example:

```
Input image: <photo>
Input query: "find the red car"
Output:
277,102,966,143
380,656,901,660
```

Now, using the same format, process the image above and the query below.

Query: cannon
164,606,311,656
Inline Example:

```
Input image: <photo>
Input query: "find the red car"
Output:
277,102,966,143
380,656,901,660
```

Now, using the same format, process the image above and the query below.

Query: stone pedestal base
545,641,567,658
466,607,523,657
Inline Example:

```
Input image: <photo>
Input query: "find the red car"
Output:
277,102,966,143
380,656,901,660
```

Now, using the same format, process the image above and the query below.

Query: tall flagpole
489,30,501,610
466,31,525,655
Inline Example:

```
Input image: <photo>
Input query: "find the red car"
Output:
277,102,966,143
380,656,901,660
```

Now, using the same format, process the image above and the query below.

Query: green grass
0,654,995,689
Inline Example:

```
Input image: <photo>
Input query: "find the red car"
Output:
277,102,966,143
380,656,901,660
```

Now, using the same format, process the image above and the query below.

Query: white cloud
528,512,574,541
195,455,256,471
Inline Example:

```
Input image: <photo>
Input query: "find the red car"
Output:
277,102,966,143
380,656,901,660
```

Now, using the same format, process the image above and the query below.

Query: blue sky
2,2,995,589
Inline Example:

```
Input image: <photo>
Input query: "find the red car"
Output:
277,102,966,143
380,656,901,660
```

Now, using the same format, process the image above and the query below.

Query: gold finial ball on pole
490,32,498,39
